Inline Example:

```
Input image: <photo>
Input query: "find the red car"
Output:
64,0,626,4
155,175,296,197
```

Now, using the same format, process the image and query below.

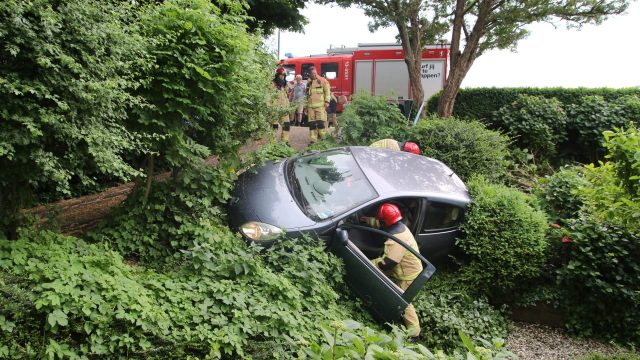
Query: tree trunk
143,154,154,201
408,61,424,115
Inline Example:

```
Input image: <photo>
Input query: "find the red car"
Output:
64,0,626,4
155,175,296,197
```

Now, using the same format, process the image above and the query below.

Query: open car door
329,224,436,324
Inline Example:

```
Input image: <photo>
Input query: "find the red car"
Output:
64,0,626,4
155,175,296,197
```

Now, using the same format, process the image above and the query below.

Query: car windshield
287,149,377,221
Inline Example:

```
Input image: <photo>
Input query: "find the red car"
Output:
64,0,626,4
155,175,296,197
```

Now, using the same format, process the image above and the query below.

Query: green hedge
427,87,640,120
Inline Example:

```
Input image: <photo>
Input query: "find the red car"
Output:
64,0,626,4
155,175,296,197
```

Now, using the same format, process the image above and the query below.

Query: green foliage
580,353,640,360
241,141,298,171
412,274,508,352
410,116,510,182
492,95,568,161
427,88,640,121
564,96,632,161
578,126,640,234
339,92,411,146
0,0,147,237
558,219,640,346
133,0,272,168
535,166,589,223
90,162,238,264
242,0,308,34
0,227,368,358
300,320,515,359
458,177,548,301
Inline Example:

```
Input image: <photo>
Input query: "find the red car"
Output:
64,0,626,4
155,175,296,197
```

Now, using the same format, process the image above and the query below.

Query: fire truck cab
280,43,449,112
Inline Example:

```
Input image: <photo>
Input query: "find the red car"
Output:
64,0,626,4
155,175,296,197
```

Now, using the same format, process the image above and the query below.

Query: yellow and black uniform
370,139,402,151
272,81,291,142
306,75,331,142
373,222,423,337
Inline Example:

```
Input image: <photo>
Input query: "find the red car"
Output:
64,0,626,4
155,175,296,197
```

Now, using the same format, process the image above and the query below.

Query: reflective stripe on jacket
381,223,423,281
306,76,330,108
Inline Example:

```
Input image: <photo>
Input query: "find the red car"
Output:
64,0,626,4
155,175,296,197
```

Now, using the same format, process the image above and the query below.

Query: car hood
229,160,316,230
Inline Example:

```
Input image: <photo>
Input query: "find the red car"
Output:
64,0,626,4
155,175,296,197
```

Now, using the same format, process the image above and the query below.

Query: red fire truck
280,43,449,111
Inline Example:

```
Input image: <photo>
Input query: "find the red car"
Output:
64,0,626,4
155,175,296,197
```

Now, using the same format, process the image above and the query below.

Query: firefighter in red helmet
370,203,423,339
271,67,291,142
370,139,421,155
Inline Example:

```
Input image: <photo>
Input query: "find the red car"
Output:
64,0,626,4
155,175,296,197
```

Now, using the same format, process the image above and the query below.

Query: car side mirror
334,228,349,247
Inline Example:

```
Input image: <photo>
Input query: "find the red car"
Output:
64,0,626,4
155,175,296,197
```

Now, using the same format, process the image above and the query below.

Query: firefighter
305,65,331,143
370,203,423,339
370,139,421,155
272,68,291,142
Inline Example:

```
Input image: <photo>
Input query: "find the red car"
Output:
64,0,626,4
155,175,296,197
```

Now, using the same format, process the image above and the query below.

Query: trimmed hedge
427,87,640,120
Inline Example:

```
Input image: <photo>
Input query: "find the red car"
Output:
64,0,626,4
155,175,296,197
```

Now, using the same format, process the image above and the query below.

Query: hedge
427,87,640,120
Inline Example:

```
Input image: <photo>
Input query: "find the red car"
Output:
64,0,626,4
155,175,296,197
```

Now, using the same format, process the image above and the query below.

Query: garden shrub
565,96,631,162
301,320,515,359
535,166,588,223
89,162,238,264
339,92,411,145
492,95,568,161
0,227,368,358
412,274,508,352
410,116,510,182
426,87,640,120
458,177,548,301
0,0,147,237
578,126,640,234
558,219,640,346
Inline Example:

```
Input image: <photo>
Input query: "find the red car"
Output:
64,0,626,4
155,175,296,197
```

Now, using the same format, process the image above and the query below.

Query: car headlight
240,222,284,241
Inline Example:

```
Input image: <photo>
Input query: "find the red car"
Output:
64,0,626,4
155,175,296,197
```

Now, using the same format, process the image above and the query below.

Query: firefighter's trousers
272,116,291,143
307,106,327,142
397,279,420,337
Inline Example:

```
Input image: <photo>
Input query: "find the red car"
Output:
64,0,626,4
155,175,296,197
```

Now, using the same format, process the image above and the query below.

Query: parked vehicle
228,147,470,323
280,43,449,113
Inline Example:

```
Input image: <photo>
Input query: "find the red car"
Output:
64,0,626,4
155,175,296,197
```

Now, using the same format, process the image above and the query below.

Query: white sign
420,61,445,101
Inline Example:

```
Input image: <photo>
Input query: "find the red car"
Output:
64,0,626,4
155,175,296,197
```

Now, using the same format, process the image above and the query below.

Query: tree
319,0,446,114
319,0,629,116
434,0,629,116
0,0,147,238
243,0,309,34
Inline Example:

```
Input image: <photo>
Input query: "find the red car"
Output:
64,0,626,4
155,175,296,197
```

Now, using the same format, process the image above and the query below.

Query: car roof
349,146,471,207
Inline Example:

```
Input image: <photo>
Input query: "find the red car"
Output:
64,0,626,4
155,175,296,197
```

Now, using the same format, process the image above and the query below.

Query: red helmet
376,203,403,226
402,142,420,155
275,67,285,75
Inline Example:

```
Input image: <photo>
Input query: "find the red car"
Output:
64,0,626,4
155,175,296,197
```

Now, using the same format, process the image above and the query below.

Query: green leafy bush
492,95,568,161
565,96,631,162
427,87,640,120
578,126,640,234
301,320,515,359
0,227,368,358
410,116,510,182
90,162,238,264
339,92,411,145
558,219,640,346
536,166,589,223
412,274,508,352
458,177,548,301
0,0,147,237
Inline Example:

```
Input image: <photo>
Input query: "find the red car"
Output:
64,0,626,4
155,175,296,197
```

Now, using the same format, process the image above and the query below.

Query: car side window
421,201,464,232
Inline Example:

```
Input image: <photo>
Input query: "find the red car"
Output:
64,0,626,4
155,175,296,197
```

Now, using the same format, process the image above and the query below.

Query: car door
330,225,436,324
415,200,466,261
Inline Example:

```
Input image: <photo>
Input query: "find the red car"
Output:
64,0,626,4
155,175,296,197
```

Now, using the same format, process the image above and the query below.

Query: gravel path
287,125,311,150
506,322,633,360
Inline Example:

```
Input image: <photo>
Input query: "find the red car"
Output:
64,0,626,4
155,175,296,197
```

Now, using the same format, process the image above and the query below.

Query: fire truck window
283,64,296,82
321,62,339,80
301,63,314,80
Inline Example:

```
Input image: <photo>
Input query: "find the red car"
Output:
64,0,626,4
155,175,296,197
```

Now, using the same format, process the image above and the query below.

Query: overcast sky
268,2,640,88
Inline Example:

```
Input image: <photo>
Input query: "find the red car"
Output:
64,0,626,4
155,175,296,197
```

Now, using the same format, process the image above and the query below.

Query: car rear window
287,149,377,220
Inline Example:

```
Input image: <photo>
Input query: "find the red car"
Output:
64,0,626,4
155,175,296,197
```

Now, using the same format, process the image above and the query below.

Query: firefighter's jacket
272,86,290,124
370,139,401,151
306,76,330,109
374,223,423,282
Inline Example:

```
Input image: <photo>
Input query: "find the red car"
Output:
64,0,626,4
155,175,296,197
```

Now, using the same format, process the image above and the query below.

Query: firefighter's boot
282,122,290,143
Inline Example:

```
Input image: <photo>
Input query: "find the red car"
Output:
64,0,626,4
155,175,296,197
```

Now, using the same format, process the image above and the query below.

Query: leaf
48,309,68,328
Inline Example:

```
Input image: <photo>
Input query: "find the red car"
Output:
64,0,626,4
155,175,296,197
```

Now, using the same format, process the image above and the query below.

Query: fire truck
280,43,449,112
